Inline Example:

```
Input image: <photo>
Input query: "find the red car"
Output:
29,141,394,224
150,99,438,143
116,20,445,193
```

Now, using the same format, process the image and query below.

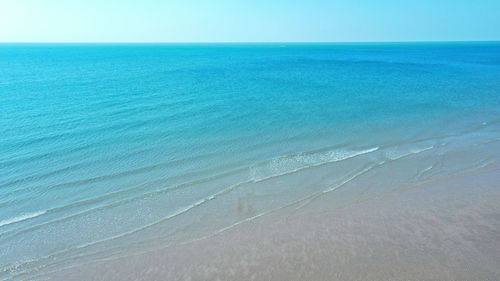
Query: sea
1,42,500,280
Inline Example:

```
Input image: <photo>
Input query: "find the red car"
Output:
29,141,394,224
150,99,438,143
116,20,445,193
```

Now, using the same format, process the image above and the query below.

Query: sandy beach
42,167,500,281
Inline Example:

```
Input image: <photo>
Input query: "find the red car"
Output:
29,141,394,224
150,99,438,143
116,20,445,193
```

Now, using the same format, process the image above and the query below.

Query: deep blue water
1,43,500,279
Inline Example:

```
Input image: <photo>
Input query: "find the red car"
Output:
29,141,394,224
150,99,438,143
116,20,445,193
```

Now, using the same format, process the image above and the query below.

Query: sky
0,0,499,42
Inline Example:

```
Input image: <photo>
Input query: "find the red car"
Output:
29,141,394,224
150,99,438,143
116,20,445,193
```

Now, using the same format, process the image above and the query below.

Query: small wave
0,211,46,228
386,146,433,161
323,164,377,193
415,165,434,180
251,147,379,182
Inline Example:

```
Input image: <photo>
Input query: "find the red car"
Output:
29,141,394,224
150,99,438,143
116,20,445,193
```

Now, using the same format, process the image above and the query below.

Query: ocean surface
1,43,500,280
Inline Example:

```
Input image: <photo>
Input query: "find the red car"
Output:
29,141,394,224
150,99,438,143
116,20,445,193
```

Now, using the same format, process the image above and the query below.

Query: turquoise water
1,43,500,279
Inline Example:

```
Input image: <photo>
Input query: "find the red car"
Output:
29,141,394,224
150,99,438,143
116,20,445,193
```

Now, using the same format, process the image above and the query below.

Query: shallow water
1,42,500,279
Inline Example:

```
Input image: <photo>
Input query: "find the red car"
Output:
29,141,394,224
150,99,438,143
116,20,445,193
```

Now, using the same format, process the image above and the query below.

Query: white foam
252,147,379,182
386,146,433,161
0,211,46,228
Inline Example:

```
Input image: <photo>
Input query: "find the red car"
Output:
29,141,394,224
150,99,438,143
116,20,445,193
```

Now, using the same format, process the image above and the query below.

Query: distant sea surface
1,43,500,279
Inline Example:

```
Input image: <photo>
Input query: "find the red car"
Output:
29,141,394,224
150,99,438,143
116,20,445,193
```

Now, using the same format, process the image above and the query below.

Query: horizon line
1,40,499,44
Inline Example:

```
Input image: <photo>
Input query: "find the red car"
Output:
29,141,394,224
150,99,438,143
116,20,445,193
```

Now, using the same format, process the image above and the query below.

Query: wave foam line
0,211,47,228
386,146,433,161
253,147,379,183
416,165,434,180
293,163,380,211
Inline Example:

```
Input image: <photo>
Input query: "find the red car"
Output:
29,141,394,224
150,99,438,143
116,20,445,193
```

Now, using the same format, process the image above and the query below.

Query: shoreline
44,168,500,281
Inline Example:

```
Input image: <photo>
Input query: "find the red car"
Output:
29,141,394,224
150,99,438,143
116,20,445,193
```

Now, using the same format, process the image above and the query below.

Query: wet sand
45,169,500,281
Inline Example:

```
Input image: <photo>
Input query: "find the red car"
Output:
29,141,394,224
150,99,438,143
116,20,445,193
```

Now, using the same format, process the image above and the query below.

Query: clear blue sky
1,0,499,42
